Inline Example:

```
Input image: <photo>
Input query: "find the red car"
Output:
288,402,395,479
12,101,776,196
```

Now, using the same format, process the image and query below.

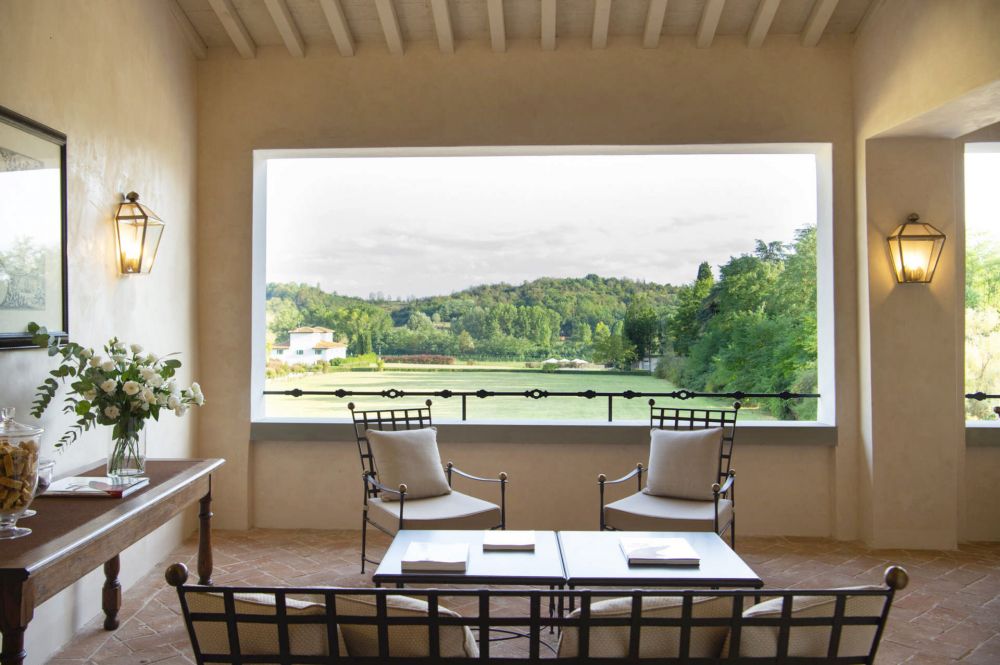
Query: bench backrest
168,564,906,664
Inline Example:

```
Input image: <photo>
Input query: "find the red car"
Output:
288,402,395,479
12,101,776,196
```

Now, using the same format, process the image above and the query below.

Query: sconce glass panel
887,214,945,283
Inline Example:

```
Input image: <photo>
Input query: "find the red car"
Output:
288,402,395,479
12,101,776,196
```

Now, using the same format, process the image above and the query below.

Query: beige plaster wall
253,436,833,536
853,0,1000,139
0,1,199,662
853,1,1000,548
197,35,858,537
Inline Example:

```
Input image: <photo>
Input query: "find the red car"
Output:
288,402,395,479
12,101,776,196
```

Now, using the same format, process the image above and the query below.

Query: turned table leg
197,486,214,585
102,555,121,630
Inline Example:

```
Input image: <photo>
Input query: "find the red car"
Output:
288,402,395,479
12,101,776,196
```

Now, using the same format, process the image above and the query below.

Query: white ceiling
172,0,877,58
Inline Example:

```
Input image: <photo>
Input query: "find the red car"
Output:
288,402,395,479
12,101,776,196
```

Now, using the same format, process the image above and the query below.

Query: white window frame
251,144,835,432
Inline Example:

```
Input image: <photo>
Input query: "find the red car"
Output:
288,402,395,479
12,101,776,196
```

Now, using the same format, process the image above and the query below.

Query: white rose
80,348,93,360
191,382,202,396
100,379,117,394
194,392,205,406
112,353,126,362
141,401,150,411
141,387,156,404
130,343,143,354
123,381,141,396
89,356,102,368
157,393,170,406
83,389,97,402
167,395,181,410
174,405,189,417
113,340,126,352
101,360,116,372
139,367,156,381
147,374,164,388
104,405,120,419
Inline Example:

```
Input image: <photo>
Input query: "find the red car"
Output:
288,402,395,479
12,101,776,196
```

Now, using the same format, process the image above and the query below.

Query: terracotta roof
314,341,347,349
290,326,335,333
272,343,289,349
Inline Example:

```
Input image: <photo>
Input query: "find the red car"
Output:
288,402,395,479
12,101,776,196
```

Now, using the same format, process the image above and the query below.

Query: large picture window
252,146,833,424
965,143,1000,420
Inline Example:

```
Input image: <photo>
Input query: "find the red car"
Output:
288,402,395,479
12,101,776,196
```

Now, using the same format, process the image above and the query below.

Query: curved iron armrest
714,469,736,499
597,464,644,530
363,471,408,499
446,462,508,530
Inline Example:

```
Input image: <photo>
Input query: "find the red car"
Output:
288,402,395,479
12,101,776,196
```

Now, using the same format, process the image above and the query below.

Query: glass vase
107,426,146,478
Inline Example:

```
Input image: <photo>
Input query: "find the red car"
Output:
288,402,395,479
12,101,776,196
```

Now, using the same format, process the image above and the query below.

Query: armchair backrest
348,400,433,497
648,400,739,485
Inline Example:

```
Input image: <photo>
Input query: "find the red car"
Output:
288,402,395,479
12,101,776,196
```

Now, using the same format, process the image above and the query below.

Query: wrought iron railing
263,386,820,422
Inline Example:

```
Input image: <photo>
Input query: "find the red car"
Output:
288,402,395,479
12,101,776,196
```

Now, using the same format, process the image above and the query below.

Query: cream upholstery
367,427,451,500
186,591,341,658
333,593,478,658
368,490,501,534
644,427,723,500
733,589,885,658
604,491,733,532
558,595,736,658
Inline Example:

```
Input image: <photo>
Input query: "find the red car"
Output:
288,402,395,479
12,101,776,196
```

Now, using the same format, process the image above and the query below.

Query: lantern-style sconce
886,213,946,284
114,191,164,275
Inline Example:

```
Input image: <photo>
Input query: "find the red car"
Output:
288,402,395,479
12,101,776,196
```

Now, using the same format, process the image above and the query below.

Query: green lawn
264,369,774,421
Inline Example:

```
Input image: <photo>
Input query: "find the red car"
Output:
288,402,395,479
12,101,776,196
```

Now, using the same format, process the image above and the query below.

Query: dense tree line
266,276,678,361
660,227,818,420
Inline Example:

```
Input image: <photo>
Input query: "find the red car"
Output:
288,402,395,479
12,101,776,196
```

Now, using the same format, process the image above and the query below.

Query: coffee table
373,529,566,588
558,531,763,589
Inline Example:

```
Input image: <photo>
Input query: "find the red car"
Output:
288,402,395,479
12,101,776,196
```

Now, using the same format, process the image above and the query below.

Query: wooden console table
0,458,224,665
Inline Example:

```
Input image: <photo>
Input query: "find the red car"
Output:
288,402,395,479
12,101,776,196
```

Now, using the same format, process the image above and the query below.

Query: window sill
250,418,838,446
965,422,1000,447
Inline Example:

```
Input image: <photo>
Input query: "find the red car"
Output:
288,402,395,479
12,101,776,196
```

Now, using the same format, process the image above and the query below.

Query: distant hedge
384,354,456,365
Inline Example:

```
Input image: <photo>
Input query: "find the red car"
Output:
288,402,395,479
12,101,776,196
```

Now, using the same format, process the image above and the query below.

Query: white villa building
271,326,348,364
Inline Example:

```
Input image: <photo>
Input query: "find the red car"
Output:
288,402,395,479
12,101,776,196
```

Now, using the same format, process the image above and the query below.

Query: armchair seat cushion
368,490,501,534
333,593,478,658
558,595,735,658
603,492,732,532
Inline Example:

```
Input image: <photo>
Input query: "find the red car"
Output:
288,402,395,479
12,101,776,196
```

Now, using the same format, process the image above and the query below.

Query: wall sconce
114,191,164,275
887,213,946,283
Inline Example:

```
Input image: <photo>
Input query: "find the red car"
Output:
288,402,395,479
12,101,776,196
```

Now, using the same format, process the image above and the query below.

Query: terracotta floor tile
43,530,1000,665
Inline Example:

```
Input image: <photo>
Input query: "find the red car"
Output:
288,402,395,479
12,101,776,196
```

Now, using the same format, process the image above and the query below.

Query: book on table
401,542,469,572
42,476,150,498
483,530,536,551
619,536,701,566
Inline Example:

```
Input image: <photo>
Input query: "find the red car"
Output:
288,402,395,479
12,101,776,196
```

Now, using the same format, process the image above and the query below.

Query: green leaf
75,401,91,416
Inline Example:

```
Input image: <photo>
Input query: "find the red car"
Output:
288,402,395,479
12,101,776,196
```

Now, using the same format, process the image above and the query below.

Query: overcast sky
266,153,818,300
966,147,1000,243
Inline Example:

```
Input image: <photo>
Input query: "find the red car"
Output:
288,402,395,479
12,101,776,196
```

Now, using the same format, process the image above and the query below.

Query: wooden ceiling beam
486,0,506,53
642,0,668,49
319,0,355,57
592,0,612,49
374,0,404,55
802,0,840,47
263,0,305,57
206,0,256,58
430,0,455,54
747,0,780,48
696,0,725,48
541,0,556,51
168,0,207,60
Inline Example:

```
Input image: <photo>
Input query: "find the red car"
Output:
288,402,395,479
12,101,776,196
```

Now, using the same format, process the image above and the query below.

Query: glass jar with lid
0,407,42,539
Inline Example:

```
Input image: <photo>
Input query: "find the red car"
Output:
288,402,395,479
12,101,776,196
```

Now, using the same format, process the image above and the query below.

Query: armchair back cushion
558,595,735,658
366,427,451,501
733,588,884,657
185,591,341,657
333,593,478,657
644,427,723,501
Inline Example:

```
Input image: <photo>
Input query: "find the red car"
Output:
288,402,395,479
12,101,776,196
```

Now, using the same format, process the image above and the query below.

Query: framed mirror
0,106,68,348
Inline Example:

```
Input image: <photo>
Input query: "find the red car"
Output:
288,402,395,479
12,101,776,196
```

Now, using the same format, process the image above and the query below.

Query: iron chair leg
360,513,368,574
